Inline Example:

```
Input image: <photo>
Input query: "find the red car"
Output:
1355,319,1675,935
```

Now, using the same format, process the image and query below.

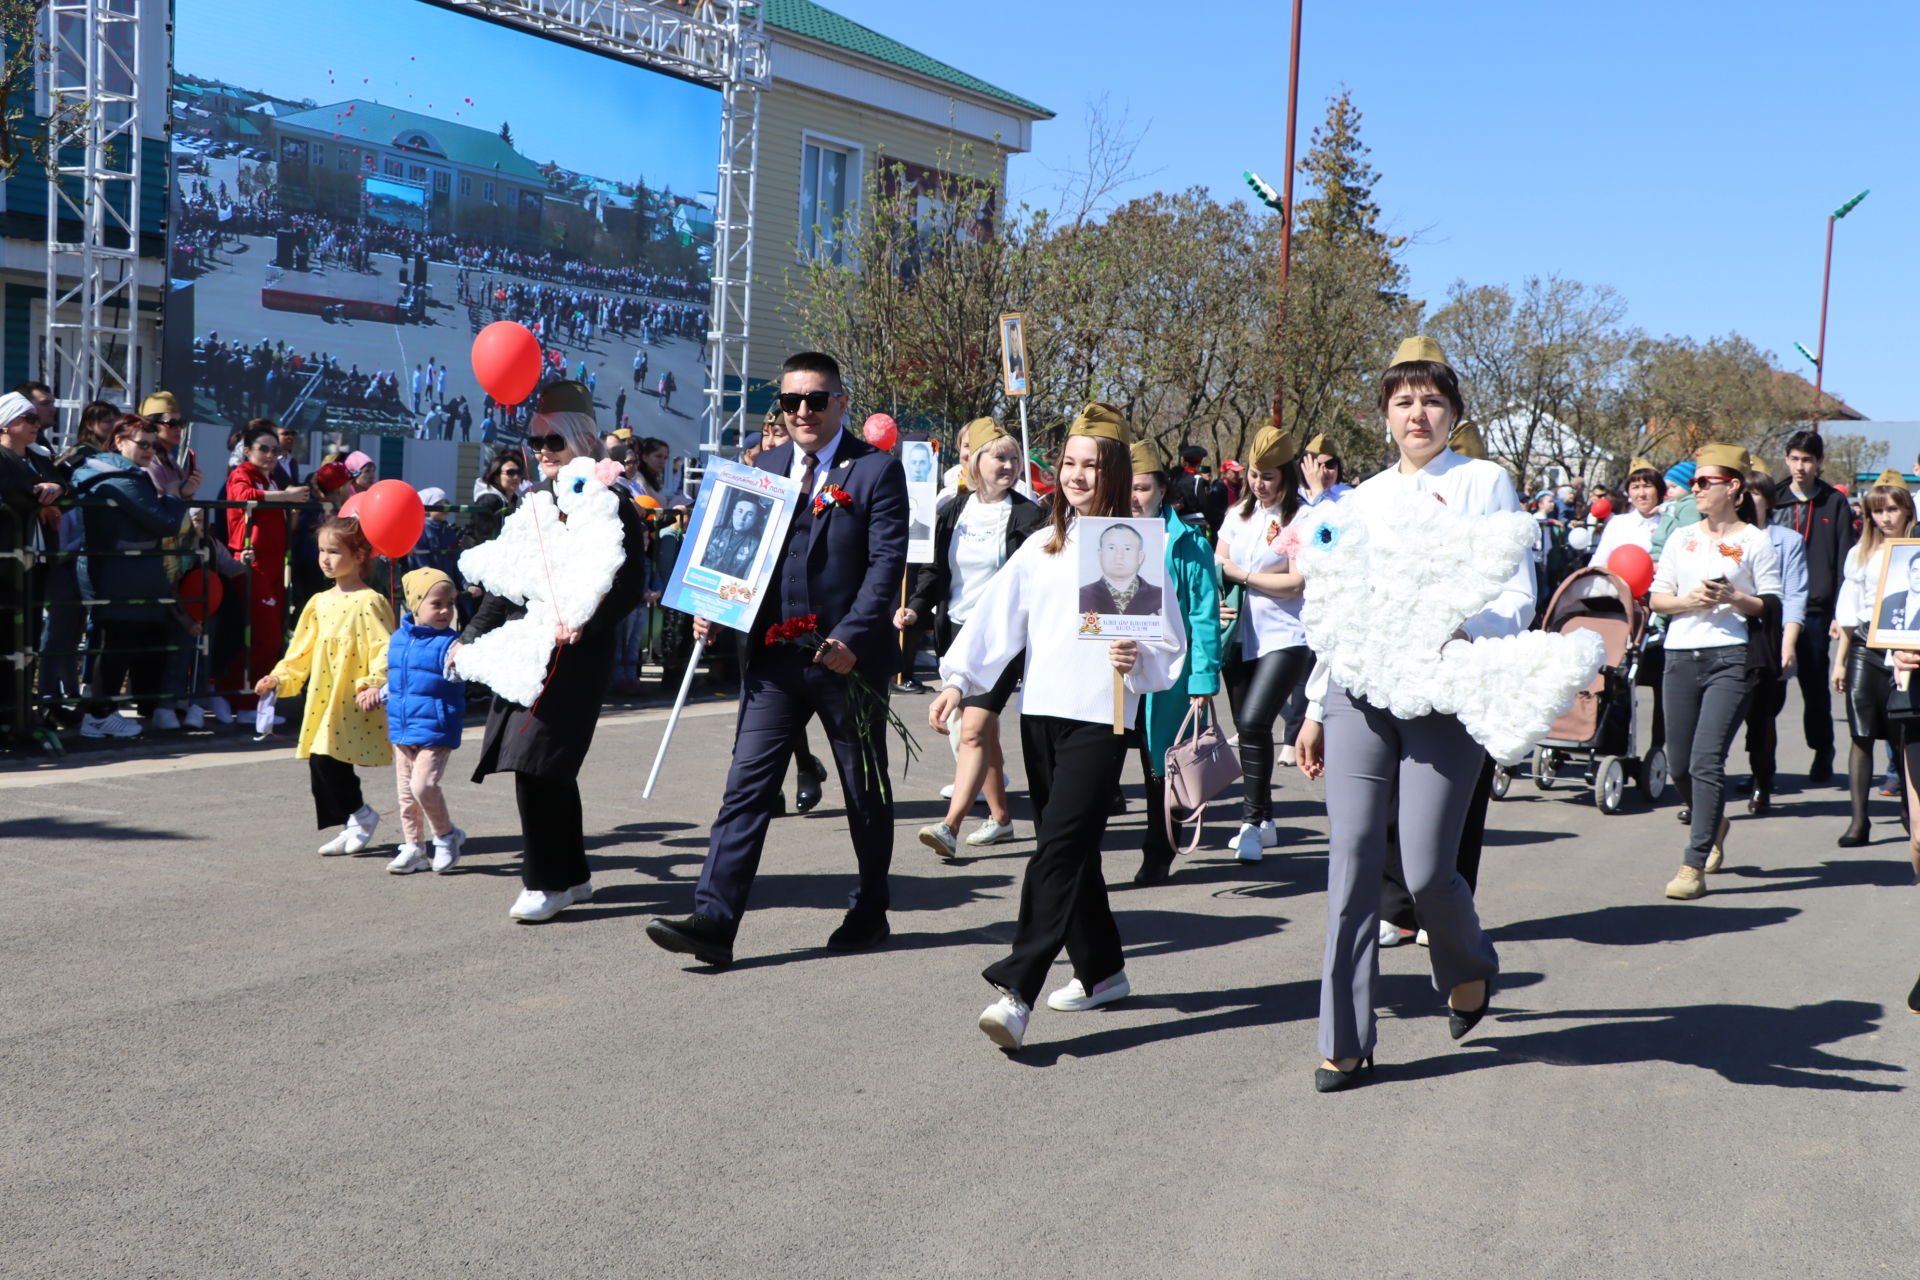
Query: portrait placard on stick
999,313,1029,398
902,439,938,565
663,455,801,632
1868,537,1920,653
1076,517,1168,642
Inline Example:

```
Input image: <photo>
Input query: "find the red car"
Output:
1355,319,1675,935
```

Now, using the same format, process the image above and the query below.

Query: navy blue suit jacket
752,432,908,680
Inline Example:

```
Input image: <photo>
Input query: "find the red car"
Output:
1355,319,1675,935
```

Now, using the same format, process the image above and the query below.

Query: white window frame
798,131,862,264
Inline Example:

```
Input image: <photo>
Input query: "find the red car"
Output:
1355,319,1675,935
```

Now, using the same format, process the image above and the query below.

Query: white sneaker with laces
151,707,182,731
1046,971,1132,1011
340,805,380,854
317,828,355,855
508,879,592,923
940,783,955,800
918,822,958,859
1378,920,1414,948
184,705,207,730
979,991,1032,1049
79,712,142,739
387,844,430,874
1231,822,1264,863
965,817,1017,846
1257,820,1279,848
208,696,235,725
430,827,466,872
1415,928,1430,948
570,878,594,904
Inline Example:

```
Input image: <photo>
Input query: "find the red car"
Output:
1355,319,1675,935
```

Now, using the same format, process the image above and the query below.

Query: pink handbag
1163,699,1242,855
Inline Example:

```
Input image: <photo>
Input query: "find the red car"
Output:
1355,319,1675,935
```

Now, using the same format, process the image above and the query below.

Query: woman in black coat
0,392,65,737
453,406,649,923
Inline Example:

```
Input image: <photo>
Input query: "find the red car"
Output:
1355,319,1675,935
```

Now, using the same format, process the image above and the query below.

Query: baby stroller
1490,565,1667,814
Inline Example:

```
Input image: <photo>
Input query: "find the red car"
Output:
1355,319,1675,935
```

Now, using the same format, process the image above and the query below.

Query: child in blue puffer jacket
357,568,468,874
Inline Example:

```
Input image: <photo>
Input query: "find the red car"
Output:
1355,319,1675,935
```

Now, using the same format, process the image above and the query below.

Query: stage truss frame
45,0,768,453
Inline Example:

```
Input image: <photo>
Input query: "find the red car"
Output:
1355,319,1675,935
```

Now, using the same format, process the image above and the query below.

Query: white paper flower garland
1295,485,1605,764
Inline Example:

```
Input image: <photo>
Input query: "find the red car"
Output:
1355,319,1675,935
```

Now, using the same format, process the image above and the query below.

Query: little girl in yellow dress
256,516,397,854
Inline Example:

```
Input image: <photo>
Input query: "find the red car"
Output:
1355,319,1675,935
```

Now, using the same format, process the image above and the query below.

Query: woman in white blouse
1648,443,1783,900
1215,425,1311,863
1588,459,1665,568
1294,336,1524,1092
1829,472,1916,849
931,404,1186,1052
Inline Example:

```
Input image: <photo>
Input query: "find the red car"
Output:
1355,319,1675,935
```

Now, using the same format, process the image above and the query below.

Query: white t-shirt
1227,501,1306,657
1651,520,1783,650
1588,507,1660,567
947,496,1013,625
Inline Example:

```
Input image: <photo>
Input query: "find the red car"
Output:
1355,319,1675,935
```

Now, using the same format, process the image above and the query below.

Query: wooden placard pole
1112,669,1125,735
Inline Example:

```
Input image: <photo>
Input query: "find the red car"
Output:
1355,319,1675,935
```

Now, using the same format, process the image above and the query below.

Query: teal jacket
1143,507,1222,766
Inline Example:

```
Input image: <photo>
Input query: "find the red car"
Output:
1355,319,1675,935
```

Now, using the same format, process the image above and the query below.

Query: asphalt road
4,684,1916,1278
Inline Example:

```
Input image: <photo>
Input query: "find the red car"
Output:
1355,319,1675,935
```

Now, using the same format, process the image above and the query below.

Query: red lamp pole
1271,0,1303,431
1810,189,1870,435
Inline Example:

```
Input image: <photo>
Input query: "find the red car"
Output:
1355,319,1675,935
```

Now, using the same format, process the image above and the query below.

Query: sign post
999,312,1032,498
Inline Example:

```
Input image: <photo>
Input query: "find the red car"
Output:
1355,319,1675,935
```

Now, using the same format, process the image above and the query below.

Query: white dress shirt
788,427,844,501
1588,507,1661,568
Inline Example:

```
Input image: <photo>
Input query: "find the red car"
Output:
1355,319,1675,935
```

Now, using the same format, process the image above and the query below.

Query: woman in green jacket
1129,440,1224,884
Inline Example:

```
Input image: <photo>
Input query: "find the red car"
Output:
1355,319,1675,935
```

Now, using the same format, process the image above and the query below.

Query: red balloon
339,491,364,519
1608,544,1655,598
1589,497,1614,522
358,479,426,559
862,413,898,452
471,321,543,406
177,567,223,623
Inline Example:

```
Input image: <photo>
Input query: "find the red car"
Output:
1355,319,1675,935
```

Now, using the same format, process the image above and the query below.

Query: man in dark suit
1077,522,1163,616
647,351,908,967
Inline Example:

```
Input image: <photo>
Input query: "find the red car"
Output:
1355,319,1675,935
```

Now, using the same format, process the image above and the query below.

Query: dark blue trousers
694,649,894,930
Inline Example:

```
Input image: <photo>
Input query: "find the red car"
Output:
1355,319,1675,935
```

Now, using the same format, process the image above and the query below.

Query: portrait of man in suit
903,441,936,542
1078,522,1163,616
1874,544,1920,636
699,491,769,580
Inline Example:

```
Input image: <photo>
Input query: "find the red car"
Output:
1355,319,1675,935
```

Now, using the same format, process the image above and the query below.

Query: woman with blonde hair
1831,470,1917,849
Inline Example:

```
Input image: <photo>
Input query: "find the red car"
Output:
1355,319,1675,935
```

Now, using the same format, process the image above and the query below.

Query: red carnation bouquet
764,613,918,796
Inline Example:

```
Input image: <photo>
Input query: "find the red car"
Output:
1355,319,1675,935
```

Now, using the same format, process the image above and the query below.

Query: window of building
408,164,426,183
458,175,472,197
482,180,495,202
433,170,450,194
384,158,404,177
800,135,860,264
337,149,354,171
310,142,325,167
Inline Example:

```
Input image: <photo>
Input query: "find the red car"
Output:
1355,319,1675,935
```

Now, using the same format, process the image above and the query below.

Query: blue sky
176,0,718,197
822,0,1920,423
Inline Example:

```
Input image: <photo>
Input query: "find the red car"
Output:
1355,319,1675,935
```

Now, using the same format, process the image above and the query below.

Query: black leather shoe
1313,1055,1374,1093
826,909,890,951
1837,824,1870,849
1749,787,1771,815
646,913,735,967
795,754,826,814
1133,858,1172,886
1448,976,1496,1041
1676,807,1690,825
1908,972,1920,1015
1109,793,1129,816
1809,752,1834,786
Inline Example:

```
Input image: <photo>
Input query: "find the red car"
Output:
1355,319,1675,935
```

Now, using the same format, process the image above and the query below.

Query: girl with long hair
930,404,1187,1051
1831,472,1917,850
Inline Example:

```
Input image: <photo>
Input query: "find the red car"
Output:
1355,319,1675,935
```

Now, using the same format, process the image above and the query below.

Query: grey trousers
1662,644,1752,868
1319,685,1500,1060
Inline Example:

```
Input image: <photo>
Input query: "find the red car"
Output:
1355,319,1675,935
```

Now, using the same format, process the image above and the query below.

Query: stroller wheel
1594,755,1626,815
1490,765,1512,801
1642,747,1668,803
1533,746,1559,790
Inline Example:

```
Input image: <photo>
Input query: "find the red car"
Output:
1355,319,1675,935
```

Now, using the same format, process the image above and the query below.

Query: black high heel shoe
1313,1055,1374,1093
1449,976,1496,1041
1837,822,1870,849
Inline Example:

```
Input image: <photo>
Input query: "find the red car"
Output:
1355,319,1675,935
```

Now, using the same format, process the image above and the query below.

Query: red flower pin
812,484,853,516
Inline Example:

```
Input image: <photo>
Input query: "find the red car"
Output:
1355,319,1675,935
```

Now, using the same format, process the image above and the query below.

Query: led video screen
167,0,719,454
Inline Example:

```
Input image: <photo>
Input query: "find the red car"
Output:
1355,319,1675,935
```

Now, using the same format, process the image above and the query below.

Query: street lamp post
1810,188,1869,435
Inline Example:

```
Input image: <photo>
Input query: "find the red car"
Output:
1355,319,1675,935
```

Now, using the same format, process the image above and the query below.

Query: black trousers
515,771,588,892
1381,754,1493,932
309,753,365,829
90,618,169,719
1136,728,1175,866
983,715,1129,1005
1795,612,1835,758
1222,644,1313,824
1744,674,1789,791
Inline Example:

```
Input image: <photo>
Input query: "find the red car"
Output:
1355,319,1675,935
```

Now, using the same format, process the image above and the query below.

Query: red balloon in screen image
1589,497,1613,522
177,567,223,622
862,414,898,452
358,480,426,559
1608,544,1655,598
471,321,543,405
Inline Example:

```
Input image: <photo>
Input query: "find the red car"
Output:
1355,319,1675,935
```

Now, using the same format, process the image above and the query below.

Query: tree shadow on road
1489,903,1802,946
0,815,196,842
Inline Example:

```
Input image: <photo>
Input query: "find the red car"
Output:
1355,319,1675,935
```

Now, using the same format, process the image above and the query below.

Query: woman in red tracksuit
223,422,309,700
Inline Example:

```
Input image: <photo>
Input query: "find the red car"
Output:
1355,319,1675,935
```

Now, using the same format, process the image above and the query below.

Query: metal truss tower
43,0,144,429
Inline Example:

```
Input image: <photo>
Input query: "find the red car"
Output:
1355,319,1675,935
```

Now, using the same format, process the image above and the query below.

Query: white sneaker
79,712,142,739
184,705,207,730
508,879,592,922
1415,928,1431,948
1378,920,1415,948
386,844,430,874
918,822,958,859
979,991,1031,1049
1046,971,1132,1011
965,817,1017,846
317,828,355,855
1278,744,1296,766
431,827,466,872
208,696,235,724
938,784,985,805
1257,820,1279,848
1231,822,1264,863
151,707,182,731
340,805,380,854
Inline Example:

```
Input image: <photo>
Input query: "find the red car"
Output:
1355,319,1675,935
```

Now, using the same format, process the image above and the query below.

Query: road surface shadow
1489,903,1802,946
1708,859,1917,893
0,815,197,842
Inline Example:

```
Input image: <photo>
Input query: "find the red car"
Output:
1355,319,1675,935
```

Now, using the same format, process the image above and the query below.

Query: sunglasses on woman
1689,475,1735,490
527,434,570,453
775,390,838,413
500,468,523,479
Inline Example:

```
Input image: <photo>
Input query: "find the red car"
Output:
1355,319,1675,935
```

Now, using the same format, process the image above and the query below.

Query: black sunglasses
500,467,523,477
148,415,185,428
776,390,839,413
527,434,570,453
